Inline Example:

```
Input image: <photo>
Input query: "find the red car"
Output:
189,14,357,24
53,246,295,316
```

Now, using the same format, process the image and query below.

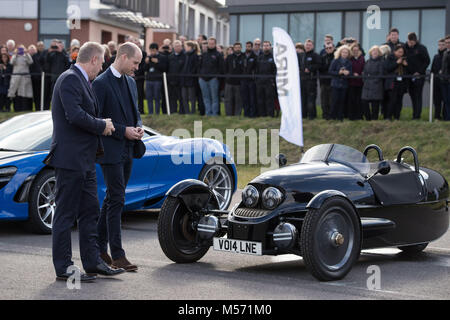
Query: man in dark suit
92,42,144,272
46,42,125,282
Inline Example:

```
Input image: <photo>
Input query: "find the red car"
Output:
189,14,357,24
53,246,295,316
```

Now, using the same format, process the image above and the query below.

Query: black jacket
145,53,167,81
299,50,321,80
255,52,276,85
45,50,70,82
0,63,12,95
45,65,105,172
431,49,445,74
30,53,42,81
134,50,147,82
198,48,224,81
441,49,450,82
242,51,257,77
225,52,245,85
384,53,410,91
319,50,335,85
383,40,404,54
167,52,186,86
181,50,199,87
405,42,430,75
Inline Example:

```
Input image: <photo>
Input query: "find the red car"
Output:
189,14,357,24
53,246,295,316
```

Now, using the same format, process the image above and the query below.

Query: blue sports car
0,112,237,234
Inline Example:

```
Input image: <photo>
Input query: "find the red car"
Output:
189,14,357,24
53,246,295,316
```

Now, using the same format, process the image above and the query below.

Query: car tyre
198,162,233,210
300,197,361,281
158,196,210,263
26,170,55,234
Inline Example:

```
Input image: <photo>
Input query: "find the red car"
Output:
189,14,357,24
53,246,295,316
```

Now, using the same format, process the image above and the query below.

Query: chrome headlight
242,185,259,208
0,166,18,189
262,187,283,210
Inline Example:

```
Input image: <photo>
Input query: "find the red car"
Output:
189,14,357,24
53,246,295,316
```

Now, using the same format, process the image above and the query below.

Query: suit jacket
45,65,106,172
92,67,142,165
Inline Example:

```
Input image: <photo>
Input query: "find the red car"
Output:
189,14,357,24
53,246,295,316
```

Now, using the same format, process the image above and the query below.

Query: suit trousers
240,80,256,117
53,168,102,275
224,84,242,116
97,146,133,260
256,82,275,117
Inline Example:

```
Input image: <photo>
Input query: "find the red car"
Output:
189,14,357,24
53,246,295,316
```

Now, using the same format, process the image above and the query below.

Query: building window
238,14,262,43
39,0,70,47
421,9,446,58
216,21,222,44
316,12,342,48
102,31,112,44
200,13,206,35
188,8,195,40
208,17,214,37
263,14,288,44
344,11,361,40
391,10,420,42
230,15,238,44
118,34,126,44
290,13,315,44
362,9,389,57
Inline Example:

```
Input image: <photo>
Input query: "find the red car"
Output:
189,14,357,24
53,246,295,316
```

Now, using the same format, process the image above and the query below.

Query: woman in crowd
101,45,112,72
328,45,352,120
0,53,12,112
379,44,392,119
70,46,79,65
384,44,409,120
361,46,385,120
181,41,199,114
7,45,33,111
348,43,365,120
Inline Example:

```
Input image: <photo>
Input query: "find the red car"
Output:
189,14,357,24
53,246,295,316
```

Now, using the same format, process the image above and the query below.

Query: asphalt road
1,190,449,300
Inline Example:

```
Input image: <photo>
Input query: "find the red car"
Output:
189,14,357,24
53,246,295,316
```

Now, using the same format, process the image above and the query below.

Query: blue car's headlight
0,166,18,189
242,185,259,208
262,187,284,210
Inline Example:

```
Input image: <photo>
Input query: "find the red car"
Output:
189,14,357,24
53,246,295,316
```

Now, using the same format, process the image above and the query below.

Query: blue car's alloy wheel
199,164,233,210
26,170,55,234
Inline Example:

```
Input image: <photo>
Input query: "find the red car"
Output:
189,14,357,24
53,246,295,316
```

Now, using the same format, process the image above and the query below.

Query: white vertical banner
272,27,304,147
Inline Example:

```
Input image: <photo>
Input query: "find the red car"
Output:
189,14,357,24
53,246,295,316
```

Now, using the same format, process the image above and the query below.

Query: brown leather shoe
100,252,113,266
112,256,138,272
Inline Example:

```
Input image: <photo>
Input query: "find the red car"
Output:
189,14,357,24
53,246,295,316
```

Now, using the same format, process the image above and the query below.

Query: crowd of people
1,28,450,120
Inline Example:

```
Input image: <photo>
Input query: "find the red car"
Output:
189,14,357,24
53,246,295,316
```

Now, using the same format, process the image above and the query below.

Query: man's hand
103,118,115,136
125,127,143,140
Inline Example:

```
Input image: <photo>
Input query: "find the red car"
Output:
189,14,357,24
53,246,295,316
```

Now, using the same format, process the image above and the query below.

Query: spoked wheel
199,163,233,210
26,170,56,234
398,243,428,254
158,196,210,263
300,197,361,281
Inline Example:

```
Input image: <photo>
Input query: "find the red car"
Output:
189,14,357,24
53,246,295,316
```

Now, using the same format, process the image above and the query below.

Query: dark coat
145,53,167,81
198,48,224,81
225,52,245,85
0,63,12,95
92,68,142,165
181,50,199,87
362,56,384,101
384,53,410,91
299,50,321,81
45,65,105,172
319,50,335,85
255,52,276,85
134,50,147,82
243,51,258,76
349,55,365,87
405,42,430,75
167,51,186,86
328,57,352,89
45,50,70,82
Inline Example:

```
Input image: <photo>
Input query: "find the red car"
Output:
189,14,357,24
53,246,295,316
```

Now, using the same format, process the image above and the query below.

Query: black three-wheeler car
157,144,449,281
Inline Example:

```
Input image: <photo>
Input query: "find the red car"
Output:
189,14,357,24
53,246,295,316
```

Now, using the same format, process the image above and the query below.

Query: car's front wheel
300,197,361,281
158,196,210,263
199,163,233,210
26,170,55,234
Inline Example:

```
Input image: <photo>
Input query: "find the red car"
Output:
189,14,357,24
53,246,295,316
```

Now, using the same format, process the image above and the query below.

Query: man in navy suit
46,42,125,282
92,42,144,271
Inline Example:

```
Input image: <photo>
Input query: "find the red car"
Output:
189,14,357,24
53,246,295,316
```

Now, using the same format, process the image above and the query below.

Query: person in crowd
28,44,42,110
253,38,263,56
201,40,208,53
379,45,392,119
159,41,172,114
431,38,446,120
0,46,8,56
70,46,80,65
299,39,321,120
6,40,16,57
108,41,117,57
70,39,80,51
348,43,365,120
225,46,234,59
181,41,199,114
405,32,430,120
133,40,147,114
440,35,450,121
100,45,111,72
0,53,12,112
168,40,187,114
295,43,304,54
217,45,225,56
384,28,403,53
319,34,334,55
319,42,335,120
8,45,33,111
255,41,277,117
179,35,187,48
361,45,385,121
197,34,207,46
145,43,167,115
162,39,173,54
241,41,258,118
198,37,224,116
297,44,307,117
224,42,244,116
384,44,409,120
36,41,45,54
328,45,352,120
45,39,70,100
